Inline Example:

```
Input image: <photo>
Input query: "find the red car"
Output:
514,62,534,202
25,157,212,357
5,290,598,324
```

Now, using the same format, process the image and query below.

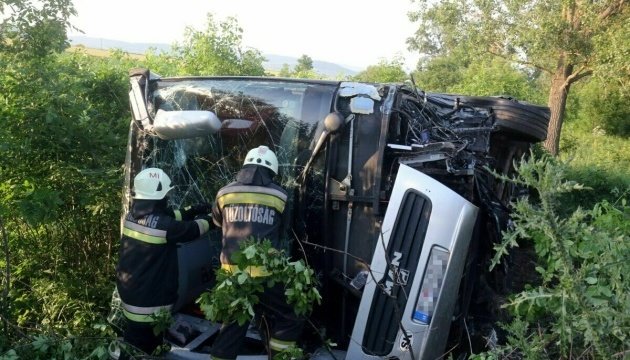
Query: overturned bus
118,68,549,359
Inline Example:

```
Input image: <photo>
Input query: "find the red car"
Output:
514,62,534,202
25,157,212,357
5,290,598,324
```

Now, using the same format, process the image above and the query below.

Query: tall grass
559,122,630,210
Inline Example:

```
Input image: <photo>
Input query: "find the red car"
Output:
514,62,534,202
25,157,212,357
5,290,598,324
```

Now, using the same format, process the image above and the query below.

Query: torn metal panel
349,96,374,114
339,82,382,100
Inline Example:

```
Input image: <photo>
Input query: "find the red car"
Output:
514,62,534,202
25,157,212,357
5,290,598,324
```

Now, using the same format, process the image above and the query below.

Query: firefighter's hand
190,202,212,215
195,214,212,223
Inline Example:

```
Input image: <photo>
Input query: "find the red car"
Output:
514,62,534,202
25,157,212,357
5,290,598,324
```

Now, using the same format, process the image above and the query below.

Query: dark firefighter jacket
116,200,210,322
212,165,287,267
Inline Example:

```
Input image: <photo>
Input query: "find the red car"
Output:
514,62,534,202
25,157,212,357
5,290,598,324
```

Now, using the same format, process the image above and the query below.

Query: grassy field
67,45,145,60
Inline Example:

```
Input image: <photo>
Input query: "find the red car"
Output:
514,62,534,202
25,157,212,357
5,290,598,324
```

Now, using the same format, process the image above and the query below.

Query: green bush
483,153,629,359
568,78,630,138
0,47,132,353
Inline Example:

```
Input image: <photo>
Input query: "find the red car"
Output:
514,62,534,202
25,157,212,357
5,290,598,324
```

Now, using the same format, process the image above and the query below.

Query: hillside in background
69,36,360,77
261,53,359,77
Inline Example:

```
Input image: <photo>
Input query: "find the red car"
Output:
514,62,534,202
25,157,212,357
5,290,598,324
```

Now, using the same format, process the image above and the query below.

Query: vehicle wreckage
115,68,550,359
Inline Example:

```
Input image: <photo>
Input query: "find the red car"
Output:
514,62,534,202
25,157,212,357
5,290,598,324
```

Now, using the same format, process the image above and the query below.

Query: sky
68,0,421,71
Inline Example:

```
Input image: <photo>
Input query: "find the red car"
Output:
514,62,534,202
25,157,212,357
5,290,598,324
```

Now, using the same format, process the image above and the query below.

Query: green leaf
598,286,612,297
590,297,608,307
32,335,49,352
585,277,598,285
90,345,108,359
61,340,72,352
291,260,305,273
243,245,257,260
0,350,18,360
231,251,243,264
237,272,248,284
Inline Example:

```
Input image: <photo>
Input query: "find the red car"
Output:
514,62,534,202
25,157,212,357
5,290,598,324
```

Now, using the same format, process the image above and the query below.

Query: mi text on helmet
133,168,174,200
243,146,279,175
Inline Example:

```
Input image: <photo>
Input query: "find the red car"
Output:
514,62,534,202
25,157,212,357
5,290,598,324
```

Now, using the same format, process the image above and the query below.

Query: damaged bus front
119,68,549,359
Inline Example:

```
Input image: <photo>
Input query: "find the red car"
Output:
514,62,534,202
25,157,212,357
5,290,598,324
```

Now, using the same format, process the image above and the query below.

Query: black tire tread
457,96,550,142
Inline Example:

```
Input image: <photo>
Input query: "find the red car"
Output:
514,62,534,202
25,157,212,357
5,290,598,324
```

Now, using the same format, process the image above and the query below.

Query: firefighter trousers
120,319,163,359
210,283,304,359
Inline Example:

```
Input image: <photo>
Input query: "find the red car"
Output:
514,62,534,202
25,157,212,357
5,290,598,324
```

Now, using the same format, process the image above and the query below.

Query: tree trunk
544,65,572,156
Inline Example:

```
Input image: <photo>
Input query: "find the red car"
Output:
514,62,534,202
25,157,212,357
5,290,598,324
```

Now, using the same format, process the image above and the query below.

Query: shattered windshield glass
125,79,338,248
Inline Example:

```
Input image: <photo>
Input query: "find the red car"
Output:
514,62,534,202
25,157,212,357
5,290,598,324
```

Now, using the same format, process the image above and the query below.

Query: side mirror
153,110,222,140
298,112,348,183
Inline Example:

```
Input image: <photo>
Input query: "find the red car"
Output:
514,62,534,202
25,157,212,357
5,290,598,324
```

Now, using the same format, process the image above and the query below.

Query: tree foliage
278,63,292,77
449,57,545,103
274,54,323,79
408,0,628,155
0,5,270,356
293,54,322,79
353,57,408,83
0,0,76,57
591,11,630,94
413,52,468,93
294,54,314,73
570,79,630,137
145,14,266,76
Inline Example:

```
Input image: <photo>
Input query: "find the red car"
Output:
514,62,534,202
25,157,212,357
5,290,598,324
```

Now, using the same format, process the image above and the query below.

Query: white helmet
133,168,173,200
243,146,278,174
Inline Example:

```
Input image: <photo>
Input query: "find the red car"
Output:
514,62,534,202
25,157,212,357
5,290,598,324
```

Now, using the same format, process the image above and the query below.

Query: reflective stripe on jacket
116,206,210,315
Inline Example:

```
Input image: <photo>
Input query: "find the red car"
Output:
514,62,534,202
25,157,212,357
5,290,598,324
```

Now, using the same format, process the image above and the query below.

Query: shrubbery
0,47,134,357
477,153,629,359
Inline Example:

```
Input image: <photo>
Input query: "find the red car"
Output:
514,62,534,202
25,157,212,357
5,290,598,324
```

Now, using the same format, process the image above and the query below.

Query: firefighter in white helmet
116,168,211,357
210,146,304,359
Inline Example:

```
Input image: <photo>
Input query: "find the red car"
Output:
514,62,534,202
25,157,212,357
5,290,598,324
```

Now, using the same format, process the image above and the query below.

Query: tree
408,0,628,155
278,63,292,77
159,14,265,76
291,54,322,79
294,54,314,73
450,57,544,103
0,0,76,58
353,57,408,83
590,10,630,97
275,58,321,79
413,53,468,92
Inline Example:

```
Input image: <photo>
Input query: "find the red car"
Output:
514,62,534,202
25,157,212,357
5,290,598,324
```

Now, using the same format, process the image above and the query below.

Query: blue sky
69,0,421,71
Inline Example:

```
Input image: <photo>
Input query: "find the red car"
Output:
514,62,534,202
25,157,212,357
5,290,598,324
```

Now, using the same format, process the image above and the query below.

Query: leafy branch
197,239,321,326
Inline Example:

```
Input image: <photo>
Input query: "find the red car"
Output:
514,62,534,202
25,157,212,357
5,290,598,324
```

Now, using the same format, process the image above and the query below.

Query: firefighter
116,167,211,357
210,145,304,360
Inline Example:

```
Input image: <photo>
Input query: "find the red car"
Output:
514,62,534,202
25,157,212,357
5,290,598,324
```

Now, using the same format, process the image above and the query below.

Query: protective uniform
116,168,211,356
210,146,304,360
